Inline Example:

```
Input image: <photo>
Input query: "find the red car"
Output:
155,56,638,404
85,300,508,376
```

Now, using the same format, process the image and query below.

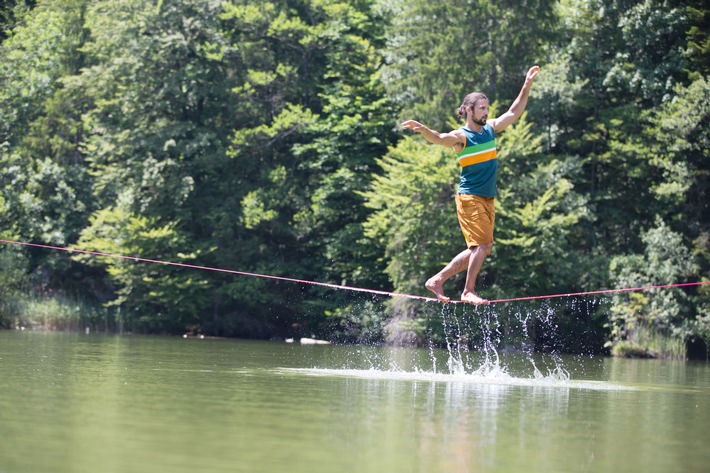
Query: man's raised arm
489,66,540,132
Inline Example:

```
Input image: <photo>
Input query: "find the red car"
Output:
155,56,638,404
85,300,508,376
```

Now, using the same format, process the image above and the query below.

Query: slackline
1,239,707,305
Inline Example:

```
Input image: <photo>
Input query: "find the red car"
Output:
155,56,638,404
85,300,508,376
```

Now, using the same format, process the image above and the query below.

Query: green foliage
527,51,588,151
682,0,710,76
382,0,558,129
0,153,86,244
75,204,212,333
322,300,388,344
602,74,709,357
610,340,652,358
16,295,106,331
693,233,710,353
647,77,709,229
603,0,689,103
0,0,84,142
0,246,28,328
0,0,93,321
608,219,698,358
0,0,707,356
361,135,460,333
0,0,35,42
492,113,589,298
363,136,459,296
217,0,396,334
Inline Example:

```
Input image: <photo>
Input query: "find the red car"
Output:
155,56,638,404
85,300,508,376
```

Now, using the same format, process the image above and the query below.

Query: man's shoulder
449,127,468,142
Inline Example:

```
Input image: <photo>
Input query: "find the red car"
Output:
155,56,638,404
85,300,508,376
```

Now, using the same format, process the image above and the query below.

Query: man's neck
466,119,484,132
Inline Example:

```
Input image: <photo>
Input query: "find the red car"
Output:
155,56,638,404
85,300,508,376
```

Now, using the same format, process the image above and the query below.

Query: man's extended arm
489,66,540,132
401,120,465,150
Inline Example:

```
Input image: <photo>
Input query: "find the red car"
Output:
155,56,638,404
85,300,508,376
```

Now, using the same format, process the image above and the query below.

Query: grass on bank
1,295,111,332
612,325,689,360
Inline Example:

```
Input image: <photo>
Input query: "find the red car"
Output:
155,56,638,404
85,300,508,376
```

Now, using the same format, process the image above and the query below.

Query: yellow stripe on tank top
457,149,497,167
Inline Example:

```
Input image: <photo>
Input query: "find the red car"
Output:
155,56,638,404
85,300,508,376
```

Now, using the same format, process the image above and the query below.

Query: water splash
278,367,633,391
431,301,574,383
283,299,635,389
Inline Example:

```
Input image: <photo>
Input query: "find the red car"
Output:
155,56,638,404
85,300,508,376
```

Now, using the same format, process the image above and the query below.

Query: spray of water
431,301,572,383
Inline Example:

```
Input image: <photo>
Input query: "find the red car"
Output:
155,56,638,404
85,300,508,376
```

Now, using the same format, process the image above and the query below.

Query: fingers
401,120,421,131
527,65,540,80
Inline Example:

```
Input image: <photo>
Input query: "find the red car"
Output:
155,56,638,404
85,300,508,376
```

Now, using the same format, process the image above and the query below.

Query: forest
0,0,708,359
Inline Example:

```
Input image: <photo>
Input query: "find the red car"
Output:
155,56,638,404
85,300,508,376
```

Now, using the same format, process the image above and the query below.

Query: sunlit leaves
0,0,86,142
75,204,212,330
1,0,707,347
382,0,558,129
608,219,699,356
603,0,688,103
363,136,458,294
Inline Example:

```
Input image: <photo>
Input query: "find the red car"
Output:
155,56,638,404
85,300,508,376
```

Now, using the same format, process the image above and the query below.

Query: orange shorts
455,194,495,249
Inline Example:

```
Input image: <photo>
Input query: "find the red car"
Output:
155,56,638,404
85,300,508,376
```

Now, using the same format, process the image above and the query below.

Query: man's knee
471,242,493,256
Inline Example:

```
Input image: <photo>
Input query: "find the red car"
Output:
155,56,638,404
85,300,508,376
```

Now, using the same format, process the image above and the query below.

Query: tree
608,220,697,359
547,0,693,255
677,0,710,77
2,0,706,352
0,0,91,304
381,0,558,129
68,0,242,332
362,135,459,344
217,0,395,337
362,112,592,349
0,0,35,43
606,75,710,358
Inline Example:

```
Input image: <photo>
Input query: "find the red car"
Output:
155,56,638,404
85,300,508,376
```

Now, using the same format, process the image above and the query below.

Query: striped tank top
456,124,497,197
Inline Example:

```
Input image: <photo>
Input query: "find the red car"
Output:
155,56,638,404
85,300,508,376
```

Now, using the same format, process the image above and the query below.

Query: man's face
469,100,489,126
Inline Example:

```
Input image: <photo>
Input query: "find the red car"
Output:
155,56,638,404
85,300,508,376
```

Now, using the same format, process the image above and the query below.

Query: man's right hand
401,120,425,132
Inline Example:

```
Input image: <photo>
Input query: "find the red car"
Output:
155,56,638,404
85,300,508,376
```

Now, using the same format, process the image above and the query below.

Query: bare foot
425,277,450,303
460,290,489,305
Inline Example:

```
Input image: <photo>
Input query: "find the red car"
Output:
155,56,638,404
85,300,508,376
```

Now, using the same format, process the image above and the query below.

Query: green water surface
0,331,708,473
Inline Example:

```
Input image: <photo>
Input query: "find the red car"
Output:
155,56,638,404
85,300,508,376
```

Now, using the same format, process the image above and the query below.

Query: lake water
1,330,708,473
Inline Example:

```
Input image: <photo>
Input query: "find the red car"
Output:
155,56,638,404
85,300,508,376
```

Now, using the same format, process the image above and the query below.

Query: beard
472,115,488,126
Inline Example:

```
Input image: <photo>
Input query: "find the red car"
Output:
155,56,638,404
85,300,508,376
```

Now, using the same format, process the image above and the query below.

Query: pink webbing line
487,281,710,304
1,238,708,305
0,238,439,303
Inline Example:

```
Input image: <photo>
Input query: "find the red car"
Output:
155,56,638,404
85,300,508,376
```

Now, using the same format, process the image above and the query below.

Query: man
402,66,540,304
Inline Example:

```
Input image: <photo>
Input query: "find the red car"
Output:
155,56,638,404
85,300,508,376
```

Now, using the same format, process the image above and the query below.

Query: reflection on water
1,331,709,473
274,364,626,472
278,367,633,391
